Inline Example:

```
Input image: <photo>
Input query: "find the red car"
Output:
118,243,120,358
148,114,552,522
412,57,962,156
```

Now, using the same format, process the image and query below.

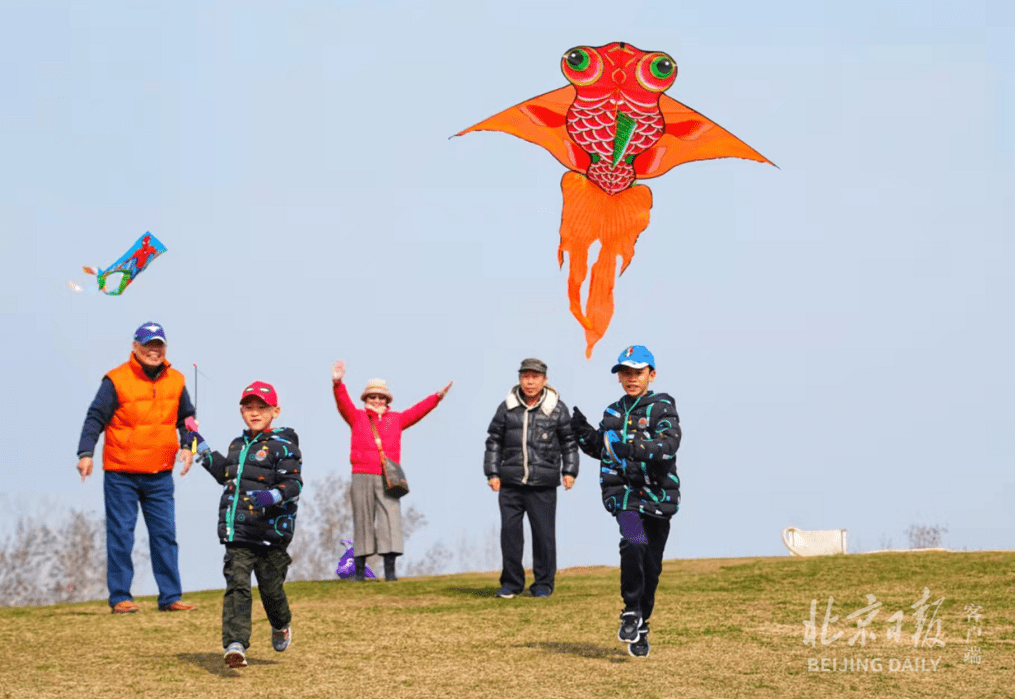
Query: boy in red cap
188,381,303,668
570,345,682,659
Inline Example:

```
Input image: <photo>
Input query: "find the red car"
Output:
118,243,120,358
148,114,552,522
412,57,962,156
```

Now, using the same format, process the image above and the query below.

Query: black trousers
498,484,557,593
222,544,292,648
618,514,671,621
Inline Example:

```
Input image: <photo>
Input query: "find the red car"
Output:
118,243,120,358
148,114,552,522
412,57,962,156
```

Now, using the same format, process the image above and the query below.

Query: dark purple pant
618,513,671,620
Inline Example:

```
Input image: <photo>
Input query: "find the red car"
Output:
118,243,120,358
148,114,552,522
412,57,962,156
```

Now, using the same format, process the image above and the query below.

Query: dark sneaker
628,623,650,658
272,625,291,652
531,587,552,598
495,587,518,599
618,610,642,643
223,642,247,668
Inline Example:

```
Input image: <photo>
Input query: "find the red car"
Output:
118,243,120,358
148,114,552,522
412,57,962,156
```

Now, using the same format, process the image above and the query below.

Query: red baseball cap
240,381,278,407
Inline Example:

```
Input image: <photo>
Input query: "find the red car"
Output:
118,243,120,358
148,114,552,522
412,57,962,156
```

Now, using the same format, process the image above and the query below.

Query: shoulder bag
368,414,409,499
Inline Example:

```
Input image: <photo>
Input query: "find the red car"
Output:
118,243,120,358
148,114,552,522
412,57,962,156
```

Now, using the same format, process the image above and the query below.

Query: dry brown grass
3,551,1013,698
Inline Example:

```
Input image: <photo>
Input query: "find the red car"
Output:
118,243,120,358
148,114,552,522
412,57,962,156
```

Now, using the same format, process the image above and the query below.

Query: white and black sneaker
224,642,247,668
628,623,650,658
618,610,642,643
495,587,518,599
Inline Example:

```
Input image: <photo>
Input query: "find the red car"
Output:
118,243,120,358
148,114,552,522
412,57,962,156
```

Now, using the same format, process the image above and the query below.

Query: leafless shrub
0,510,107,607
906,523,948,549
287,473,355,581
287,473,430,581
403,542,454,577
450,526,500,574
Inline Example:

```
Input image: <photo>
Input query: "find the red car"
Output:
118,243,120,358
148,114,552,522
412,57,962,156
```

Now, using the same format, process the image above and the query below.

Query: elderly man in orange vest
76,322,197,613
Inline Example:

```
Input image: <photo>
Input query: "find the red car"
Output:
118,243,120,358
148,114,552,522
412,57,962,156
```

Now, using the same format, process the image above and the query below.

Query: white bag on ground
783,527,848,556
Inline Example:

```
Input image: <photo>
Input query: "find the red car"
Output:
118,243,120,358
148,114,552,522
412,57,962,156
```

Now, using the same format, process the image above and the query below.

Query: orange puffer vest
102,354,185,473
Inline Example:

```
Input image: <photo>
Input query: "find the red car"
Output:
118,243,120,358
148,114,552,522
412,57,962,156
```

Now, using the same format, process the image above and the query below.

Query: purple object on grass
335,540,375,579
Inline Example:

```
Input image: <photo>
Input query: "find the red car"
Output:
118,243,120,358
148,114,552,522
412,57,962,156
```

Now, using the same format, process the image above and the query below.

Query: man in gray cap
484,358,579,598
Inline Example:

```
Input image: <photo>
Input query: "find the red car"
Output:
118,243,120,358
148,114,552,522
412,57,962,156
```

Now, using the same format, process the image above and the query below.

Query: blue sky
1,0,1012,595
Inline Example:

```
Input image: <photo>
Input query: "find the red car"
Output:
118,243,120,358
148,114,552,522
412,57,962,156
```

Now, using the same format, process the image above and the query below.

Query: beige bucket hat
360,378,393,403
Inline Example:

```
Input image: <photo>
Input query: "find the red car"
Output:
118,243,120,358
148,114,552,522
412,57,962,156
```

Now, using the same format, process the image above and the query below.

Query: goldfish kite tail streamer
557,172,652,358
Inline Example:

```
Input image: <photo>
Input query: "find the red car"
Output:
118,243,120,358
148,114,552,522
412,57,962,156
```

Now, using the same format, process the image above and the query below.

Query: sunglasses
364,394,388,401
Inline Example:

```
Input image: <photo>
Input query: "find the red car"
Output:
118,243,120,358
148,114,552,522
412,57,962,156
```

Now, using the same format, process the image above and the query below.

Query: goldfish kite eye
561,46,604,86
566,48,590,71
635,52,677,92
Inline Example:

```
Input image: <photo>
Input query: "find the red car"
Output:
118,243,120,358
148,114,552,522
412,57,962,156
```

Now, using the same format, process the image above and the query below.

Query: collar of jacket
244,427,275,442
618,390,660,410
128,351,169,380
506,386,559,416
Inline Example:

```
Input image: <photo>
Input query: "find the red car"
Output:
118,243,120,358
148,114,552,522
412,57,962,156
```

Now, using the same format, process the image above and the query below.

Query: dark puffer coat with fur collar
484,387,579,488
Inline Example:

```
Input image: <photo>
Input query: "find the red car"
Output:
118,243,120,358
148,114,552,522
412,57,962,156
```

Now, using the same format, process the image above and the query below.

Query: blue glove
186,430,210,456
241,489,282,510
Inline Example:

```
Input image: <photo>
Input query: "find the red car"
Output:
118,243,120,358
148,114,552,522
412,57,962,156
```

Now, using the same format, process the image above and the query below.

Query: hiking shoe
628,623,650,658
495,587,518,599
159,600,195,612
223,642,247,668
531,587,552,598
111,600,138,614
618,610,642,643
272,625,291,652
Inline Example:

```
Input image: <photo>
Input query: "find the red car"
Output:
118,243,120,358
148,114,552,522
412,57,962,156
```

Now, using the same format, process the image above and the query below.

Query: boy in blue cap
570,345,681,658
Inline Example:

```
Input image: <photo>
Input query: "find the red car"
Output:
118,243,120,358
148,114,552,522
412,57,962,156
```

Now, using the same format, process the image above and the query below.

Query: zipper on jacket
621,395,644,441
226,438,255,542
521,405,530,484
620,395,646,496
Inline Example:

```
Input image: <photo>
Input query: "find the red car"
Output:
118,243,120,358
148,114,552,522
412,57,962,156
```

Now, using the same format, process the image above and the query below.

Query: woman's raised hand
437,381,453,399
332,359,345,383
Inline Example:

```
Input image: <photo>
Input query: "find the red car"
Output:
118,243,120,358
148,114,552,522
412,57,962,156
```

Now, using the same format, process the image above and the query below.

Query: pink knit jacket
333,381,441,475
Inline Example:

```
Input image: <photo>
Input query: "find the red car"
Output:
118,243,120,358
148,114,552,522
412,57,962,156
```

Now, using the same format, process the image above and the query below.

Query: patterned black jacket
201,427,303,548
484,387,580,488
574,391,681,518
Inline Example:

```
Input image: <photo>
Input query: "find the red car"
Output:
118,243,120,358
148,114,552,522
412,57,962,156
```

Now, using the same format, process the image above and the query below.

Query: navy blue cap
611,345,655,373
134,322,167,344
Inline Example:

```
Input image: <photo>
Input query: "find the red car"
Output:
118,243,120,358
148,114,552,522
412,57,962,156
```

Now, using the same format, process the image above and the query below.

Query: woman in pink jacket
332,360,452,581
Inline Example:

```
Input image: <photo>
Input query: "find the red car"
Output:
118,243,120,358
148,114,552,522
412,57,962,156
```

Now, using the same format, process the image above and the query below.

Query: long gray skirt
351,472,403,556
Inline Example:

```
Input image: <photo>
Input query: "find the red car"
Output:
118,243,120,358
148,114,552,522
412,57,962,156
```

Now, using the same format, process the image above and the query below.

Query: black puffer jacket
201,427,303,548
484,387,579,488
574,391,681,518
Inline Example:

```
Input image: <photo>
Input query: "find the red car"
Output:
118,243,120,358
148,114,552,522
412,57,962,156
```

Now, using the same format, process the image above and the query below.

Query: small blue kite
83,232,167,296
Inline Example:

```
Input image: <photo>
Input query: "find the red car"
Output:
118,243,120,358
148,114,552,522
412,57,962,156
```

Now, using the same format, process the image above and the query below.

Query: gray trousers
352,473,403,556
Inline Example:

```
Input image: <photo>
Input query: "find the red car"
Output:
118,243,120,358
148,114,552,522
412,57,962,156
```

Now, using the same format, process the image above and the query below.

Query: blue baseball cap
134,321,167,345
611,345,655,373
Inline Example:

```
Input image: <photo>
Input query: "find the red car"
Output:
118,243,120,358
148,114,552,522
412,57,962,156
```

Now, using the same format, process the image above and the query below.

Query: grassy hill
3,551,1012,698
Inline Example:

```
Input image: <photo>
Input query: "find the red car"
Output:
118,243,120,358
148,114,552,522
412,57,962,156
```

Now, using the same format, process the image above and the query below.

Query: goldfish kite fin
455,86,591,173
556,172,652,358
634,95,775,178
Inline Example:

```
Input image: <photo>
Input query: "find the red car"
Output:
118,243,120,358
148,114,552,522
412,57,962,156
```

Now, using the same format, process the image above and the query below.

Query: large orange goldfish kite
456,42,774,357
